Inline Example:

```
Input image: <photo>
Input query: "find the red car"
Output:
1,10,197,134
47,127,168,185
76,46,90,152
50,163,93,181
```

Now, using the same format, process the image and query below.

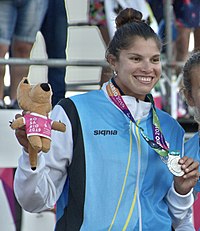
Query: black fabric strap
55,98,85,231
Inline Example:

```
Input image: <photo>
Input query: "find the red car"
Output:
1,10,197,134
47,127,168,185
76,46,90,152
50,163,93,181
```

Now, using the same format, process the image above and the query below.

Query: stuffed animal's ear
16,77,32,110
23,78,29,84
21,77,30,85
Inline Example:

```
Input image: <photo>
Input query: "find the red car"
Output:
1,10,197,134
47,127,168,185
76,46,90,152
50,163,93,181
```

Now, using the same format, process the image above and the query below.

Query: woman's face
110,37,161,100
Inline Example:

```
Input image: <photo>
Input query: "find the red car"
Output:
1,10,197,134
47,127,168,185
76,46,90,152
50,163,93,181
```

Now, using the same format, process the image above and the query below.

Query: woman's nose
140,60,153,72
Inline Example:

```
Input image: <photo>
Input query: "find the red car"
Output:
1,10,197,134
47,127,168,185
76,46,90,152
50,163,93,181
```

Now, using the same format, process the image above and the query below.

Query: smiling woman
105,8,162,100
107,37,161,100
13,7,200,231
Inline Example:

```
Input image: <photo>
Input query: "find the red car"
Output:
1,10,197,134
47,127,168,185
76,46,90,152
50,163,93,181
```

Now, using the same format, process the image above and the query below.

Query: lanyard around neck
106,80,169,157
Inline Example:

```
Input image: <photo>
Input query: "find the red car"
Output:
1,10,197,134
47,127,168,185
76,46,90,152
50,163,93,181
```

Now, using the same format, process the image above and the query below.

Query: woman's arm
14,105,73,212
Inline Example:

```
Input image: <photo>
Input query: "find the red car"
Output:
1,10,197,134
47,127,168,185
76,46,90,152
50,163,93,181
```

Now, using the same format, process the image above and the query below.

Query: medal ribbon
106,80,169,157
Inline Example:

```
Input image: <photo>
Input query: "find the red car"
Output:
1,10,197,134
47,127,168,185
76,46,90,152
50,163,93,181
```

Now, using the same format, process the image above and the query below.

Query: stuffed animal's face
17,77,52,114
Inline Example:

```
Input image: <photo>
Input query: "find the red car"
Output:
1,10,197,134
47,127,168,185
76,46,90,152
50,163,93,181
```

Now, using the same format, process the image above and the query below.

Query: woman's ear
107,54,117,71
184,90,195,106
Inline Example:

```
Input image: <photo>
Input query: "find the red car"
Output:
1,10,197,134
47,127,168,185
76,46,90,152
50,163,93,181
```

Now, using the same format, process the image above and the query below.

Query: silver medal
167,154,184,177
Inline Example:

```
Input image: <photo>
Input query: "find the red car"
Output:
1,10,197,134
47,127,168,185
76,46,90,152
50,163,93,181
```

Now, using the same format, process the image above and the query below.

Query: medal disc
167,155,184,177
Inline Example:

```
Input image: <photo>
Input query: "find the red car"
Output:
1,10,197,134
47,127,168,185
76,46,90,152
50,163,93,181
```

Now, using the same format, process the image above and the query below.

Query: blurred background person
173,0,200,68
88,0,111,85
0,0,48,109
148,0,200,65
41,0,68,107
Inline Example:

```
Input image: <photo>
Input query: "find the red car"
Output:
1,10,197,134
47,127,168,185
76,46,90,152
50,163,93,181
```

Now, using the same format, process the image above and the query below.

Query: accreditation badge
167,151,184,177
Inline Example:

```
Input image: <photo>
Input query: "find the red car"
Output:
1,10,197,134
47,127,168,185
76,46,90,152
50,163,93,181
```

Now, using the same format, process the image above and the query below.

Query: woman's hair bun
115,8,143,29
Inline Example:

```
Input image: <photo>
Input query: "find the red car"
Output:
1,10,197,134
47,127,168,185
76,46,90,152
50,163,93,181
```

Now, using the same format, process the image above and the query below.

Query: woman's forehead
121,38,160,55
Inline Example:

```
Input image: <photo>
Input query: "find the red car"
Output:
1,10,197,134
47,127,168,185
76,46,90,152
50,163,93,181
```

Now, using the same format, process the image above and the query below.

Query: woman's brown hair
106,8,162,60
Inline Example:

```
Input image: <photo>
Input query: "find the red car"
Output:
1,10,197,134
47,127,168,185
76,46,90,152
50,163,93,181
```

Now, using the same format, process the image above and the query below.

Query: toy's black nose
40,83,50,92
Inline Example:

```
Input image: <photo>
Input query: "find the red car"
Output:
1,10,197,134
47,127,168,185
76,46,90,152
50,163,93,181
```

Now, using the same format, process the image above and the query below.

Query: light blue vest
185,133,200,192
71,90,184,231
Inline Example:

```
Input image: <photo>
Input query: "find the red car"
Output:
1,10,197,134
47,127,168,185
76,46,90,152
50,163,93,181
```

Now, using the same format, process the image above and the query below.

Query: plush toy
10,77,66,170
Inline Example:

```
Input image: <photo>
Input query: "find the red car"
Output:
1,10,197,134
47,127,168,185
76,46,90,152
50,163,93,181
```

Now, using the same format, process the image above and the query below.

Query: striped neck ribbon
106,79,170,157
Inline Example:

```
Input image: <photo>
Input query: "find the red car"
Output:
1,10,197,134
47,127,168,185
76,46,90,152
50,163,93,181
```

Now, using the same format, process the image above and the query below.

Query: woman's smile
134,75,154,84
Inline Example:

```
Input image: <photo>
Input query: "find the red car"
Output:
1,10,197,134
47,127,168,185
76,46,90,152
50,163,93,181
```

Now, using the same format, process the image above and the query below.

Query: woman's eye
130,56,140,61
152,57,160,63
